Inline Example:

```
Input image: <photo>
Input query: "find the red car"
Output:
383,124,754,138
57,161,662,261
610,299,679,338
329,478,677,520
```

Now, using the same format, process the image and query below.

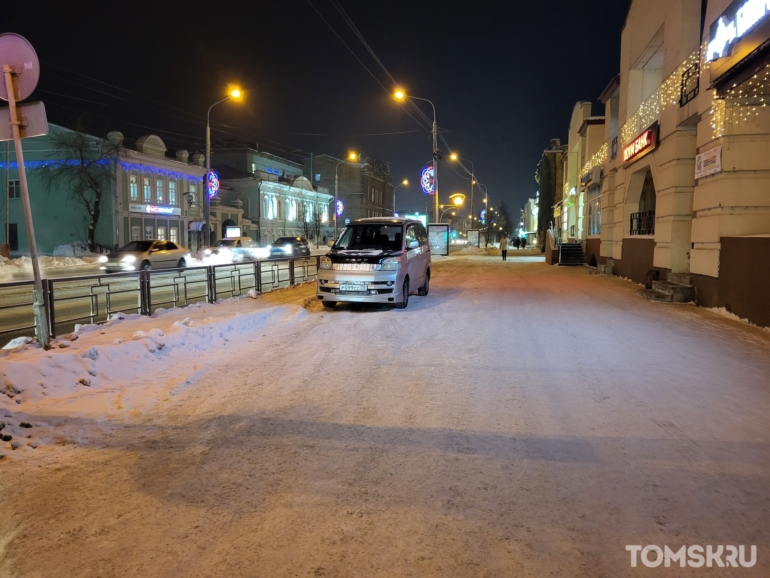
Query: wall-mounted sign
695,145,723,179
623,123,658,164
708,0,770,83
336,200,344,216
420,165,435,195
129,203,182,216
206,170,220,198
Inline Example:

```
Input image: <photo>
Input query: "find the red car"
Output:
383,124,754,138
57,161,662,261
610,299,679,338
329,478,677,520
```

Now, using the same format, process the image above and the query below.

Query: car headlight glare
204,249,212,256
98,255,108,263
320,256,332,269
283,244,293,253
122,255,136,263
380,257,401,270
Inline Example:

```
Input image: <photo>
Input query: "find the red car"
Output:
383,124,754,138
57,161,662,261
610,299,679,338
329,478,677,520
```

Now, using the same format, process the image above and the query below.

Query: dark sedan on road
99,240,191,272
269,236,311,258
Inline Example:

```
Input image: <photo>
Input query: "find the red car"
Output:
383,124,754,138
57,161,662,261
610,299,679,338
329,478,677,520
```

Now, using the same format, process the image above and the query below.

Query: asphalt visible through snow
1,253,769,577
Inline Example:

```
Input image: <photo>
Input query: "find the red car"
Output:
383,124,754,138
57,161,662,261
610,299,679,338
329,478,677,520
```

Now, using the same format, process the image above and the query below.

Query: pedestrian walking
514,237,521,250
499,234,509,261
521,236,528,249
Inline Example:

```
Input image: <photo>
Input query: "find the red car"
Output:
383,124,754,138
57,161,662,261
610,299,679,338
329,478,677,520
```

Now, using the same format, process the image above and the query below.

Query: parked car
269,236,311,258
205,237,267,262
316,218,431,309
99,240,190,272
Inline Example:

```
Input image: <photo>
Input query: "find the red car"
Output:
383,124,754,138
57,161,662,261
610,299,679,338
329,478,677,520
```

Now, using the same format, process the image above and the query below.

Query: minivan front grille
332,263,381,271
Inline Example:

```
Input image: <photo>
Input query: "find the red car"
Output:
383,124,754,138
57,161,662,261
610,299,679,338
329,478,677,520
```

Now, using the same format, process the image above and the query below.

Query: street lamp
394,89,439,223
205,86,242,247
449,154,475,231
392,178,408,214
334,151,360,239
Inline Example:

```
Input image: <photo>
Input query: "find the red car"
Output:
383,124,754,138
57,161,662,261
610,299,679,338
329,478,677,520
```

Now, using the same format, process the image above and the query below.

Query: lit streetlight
394,89,440,222
205,86,243,247
449,154,476,230
392,178,408,215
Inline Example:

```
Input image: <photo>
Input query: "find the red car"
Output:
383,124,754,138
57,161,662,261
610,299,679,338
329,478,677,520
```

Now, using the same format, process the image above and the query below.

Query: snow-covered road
2,254,769,576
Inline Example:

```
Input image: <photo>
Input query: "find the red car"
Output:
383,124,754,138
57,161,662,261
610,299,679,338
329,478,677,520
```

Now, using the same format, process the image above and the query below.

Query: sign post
0,33,50,348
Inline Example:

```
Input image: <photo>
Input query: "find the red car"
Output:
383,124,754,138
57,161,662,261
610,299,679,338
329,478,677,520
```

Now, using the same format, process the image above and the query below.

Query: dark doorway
8,223,18,251
589,254,598,268
639,171,657,213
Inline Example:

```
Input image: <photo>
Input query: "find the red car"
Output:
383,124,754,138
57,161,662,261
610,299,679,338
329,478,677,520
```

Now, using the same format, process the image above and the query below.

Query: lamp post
394,90,439,223
205,86,242,248
392,178,408,215
335,152,359,239
449,154,475,231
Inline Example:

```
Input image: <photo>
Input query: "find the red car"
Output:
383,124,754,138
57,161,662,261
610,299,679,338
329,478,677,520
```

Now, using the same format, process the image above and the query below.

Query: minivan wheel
322,301,336,309
140,261,152,271
418,270,430,296
396,278,409,309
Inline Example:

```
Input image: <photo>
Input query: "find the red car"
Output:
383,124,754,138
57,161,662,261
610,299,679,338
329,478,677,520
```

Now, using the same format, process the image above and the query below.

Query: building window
145,225,154,239
587,186,602,236
156,179,164,204
129,175,138,201
305,202,313,222
143,178,151,203
321,204,328,223
170,227,179,244
131,226,140,241
8,180,21,199
169,181,176,206
157,226,166,241
289,199,297,221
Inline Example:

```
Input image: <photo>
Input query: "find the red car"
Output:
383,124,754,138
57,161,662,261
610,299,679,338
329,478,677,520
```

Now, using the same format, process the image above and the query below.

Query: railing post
140,270,152,315
43,279,57,338
256,260,262,294
289,258,295,286
207,266,216,303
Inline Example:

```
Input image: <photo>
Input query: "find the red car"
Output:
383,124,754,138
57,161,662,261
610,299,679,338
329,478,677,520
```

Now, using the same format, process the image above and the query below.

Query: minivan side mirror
408,239,420,249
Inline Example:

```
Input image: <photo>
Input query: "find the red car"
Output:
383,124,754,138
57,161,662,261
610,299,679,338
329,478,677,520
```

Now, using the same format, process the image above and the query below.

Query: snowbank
52,243,98,258
709,307,770,332
457,245,499,256
0,254,101,283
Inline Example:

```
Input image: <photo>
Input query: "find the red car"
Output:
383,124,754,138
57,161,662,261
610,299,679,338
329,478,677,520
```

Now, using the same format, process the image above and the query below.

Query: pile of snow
0,254,100,283
0,291,311,456
458,245,499,256
52,243,98,258
709,307,770,332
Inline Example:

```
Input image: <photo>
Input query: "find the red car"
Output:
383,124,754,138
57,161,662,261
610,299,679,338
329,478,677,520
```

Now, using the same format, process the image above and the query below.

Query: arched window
272,197,279,220
264,196,271,219
143,177,151,203
156,179,164,204
129,175,138,201
169,181,176,206
289,199,297,221
306,202,313,222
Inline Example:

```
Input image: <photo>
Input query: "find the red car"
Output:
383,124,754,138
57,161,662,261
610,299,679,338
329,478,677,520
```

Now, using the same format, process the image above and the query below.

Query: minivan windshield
334,224,403,251
119,241,154,252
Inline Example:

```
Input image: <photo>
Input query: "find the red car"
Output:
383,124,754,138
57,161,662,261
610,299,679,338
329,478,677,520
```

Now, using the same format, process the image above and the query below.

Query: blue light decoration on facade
0,159,204,183
206,170,220,198
336,200,344,216
420,165,435,195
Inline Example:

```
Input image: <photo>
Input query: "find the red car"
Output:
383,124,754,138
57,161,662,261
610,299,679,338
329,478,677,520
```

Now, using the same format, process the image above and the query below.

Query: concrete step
651,280,694,303
638,288,673,302
668,272,693,286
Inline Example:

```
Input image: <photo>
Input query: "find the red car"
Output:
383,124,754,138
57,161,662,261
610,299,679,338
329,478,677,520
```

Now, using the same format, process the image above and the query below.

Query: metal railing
0,256,321,342
630,210,655,236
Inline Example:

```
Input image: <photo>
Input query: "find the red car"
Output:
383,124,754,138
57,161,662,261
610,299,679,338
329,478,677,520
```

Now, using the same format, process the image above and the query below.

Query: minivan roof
352,217,422,225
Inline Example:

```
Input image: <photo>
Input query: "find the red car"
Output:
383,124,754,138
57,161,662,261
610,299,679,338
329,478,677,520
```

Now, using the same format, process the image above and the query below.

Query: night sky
3,0,629,216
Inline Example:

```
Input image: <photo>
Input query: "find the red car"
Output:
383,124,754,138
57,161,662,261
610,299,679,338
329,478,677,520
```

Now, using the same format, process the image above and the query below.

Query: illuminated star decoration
708,16,737,61
206,170,220,198
336,200,344,216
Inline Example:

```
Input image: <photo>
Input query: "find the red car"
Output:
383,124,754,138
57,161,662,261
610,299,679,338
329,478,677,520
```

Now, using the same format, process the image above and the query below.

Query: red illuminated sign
623,124,658,164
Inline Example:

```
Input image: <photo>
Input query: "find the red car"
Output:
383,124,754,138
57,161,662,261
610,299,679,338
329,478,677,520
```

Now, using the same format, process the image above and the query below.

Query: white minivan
316,218,431,309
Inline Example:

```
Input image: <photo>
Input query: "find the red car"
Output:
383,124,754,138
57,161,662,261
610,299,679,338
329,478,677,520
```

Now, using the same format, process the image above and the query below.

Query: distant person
521,237,527,249
499,234,509,261
514,237,521,250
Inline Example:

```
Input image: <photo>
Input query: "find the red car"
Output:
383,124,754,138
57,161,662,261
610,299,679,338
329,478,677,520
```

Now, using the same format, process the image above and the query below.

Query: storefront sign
695,146,723,179
623,124,658,164
708,0,770,82
129,203,182,216
420,165,435,195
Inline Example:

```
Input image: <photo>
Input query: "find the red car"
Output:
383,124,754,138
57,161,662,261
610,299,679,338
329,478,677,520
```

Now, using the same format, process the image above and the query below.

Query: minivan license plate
340,283,366,292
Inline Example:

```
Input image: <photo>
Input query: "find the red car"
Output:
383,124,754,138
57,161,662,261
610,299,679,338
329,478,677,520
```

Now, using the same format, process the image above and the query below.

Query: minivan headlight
320,255,332,269
122,255,136,263
98,255,108,263
380,257,401,270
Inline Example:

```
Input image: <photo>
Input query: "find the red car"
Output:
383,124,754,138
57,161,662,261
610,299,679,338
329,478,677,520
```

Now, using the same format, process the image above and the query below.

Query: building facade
214,147,334,245
305,154,395,229
1,126,215,254
551,0,770,327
